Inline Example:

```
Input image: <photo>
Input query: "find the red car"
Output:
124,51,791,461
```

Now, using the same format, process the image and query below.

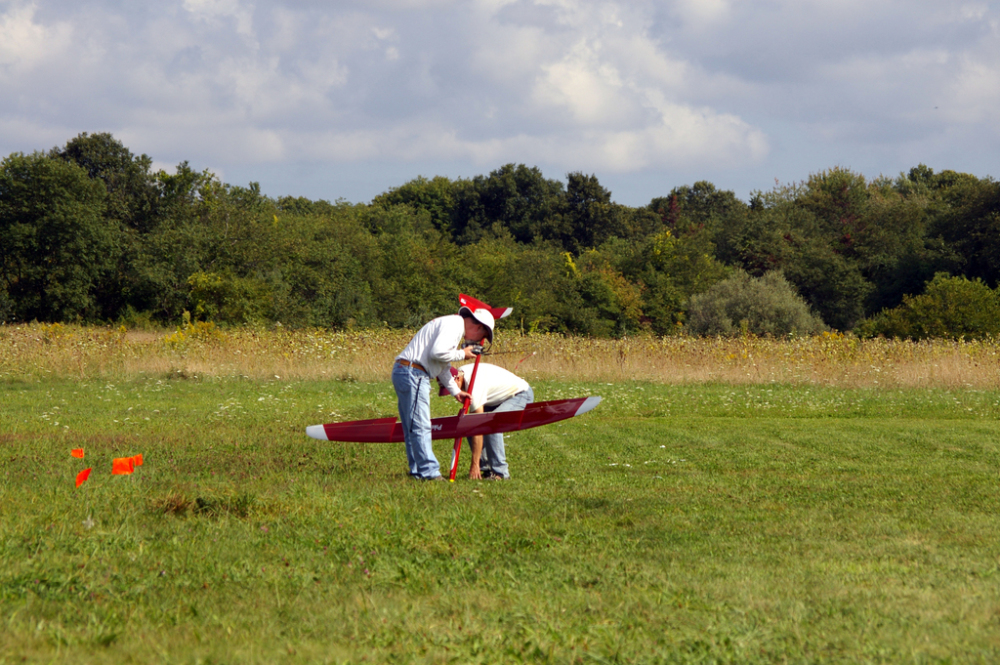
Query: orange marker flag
131,454,143,467
111,457,135,475
75,468,92,487
71,448,84,459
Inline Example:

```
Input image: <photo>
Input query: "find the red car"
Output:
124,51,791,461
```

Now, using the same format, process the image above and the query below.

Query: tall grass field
2,324,999,663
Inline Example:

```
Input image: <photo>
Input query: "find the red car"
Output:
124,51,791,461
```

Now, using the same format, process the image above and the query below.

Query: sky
0,0,997,206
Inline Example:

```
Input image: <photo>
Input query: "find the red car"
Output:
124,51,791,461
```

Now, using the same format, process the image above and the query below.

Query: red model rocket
306,396,601,443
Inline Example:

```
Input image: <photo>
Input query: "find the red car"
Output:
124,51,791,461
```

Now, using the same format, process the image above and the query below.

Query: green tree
781,239,872,332
460,235,575,333
187,270,269,324
0,152,114,321
52,133,165,319
126,164,218,321
925,171,1000,287
605,230,729,335
562,172,629,252
647,181,749,264
795,168,870,255
365,204,462,327
859,174,958,313
451,164,567,246
371,176,459,237
729,171,875,330
570,250,645,335
857,274,1000,340
272,202,378,328
52,132,161,233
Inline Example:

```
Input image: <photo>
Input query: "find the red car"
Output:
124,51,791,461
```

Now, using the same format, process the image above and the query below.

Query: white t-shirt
456,363,530,411
396,315,467,396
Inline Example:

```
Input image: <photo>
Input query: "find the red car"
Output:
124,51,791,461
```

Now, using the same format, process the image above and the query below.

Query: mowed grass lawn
2,376,999,664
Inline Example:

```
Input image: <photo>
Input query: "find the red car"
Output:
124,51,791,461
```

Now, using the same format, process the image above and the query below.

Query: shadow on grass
150,491,258,518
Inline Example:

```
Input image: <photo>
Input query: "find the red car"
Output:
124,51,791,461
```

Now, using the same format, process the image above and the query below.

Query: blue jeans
473,387,533,479
392,363,440,479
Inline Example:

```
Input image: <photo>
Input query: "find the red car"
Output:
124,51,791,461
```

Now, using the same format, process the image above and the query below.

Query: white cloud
532,42,629,125
2,0,769,175
672,0,730,27
0,0,996,205
948,56,1000,124
182,0,255,37
956,3,989,21
0,3,72,69
353,0,460,8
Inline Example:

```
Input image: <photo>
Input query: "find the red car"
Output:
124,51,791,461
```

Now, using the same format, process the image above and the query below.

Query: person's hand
469,466,482,480
456,390,471,404
462,345,480,360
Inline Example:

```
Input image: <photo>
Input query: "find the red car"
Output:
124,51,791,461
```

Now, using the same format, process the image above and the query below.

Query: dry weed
2,324,998,389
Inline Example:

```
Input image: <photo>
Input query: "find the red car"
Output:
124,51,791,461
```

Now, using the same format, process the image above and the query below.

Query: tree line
2,132,999,338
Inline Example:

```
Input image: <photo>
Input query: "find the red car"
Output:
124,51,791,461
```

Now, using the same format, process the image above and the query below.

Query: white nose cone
306,425,328,440
574,396,602,416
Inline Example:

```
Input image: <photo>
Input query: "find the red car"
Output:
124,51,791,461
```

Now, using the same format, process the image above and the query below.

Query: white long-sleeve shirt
456,363,530,412
396,315,468,396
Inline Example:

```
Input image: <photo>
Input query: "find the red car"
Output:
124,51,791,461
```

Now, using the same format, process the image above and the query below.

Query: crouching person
439,363,532,480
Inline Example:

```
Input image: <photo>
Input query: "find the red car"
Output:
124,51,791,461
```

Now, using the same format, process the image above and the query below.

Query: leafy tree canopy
3,133,999,339
0,152,116,321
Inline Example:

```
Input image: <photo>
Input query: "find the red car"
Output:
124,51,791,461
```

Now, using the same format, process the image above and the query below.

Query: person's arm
436,367,472,403
467,405,485,479
428,317,468,365
436,367,461,398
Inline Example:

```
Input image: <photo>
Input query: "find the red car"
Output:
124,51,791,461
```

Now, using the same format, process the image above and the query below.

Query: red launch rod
448,340,484,482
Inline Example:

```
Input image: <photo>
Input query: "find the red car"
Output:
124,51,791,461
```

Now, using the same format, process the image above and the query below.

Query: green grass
2,376,999,663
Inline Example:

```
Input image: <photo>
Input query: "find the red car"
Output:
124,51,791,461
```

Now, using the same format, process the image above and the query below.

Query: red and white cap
459,293,513,321
460,306,495,344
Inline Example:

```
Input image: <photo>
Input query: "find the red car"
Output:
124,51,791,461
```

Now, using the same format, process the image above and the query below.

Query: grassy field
2,325,1000,663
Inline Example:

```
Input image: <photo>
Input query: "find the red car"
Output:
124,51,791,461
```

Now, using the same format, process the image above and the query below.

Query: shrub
856,273,1000,340
187,271,270,325
686,270,827,336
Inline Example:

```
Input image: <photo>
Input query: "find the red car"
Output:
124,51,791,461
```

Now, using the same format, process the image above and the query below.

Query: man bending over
439,363,533,480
